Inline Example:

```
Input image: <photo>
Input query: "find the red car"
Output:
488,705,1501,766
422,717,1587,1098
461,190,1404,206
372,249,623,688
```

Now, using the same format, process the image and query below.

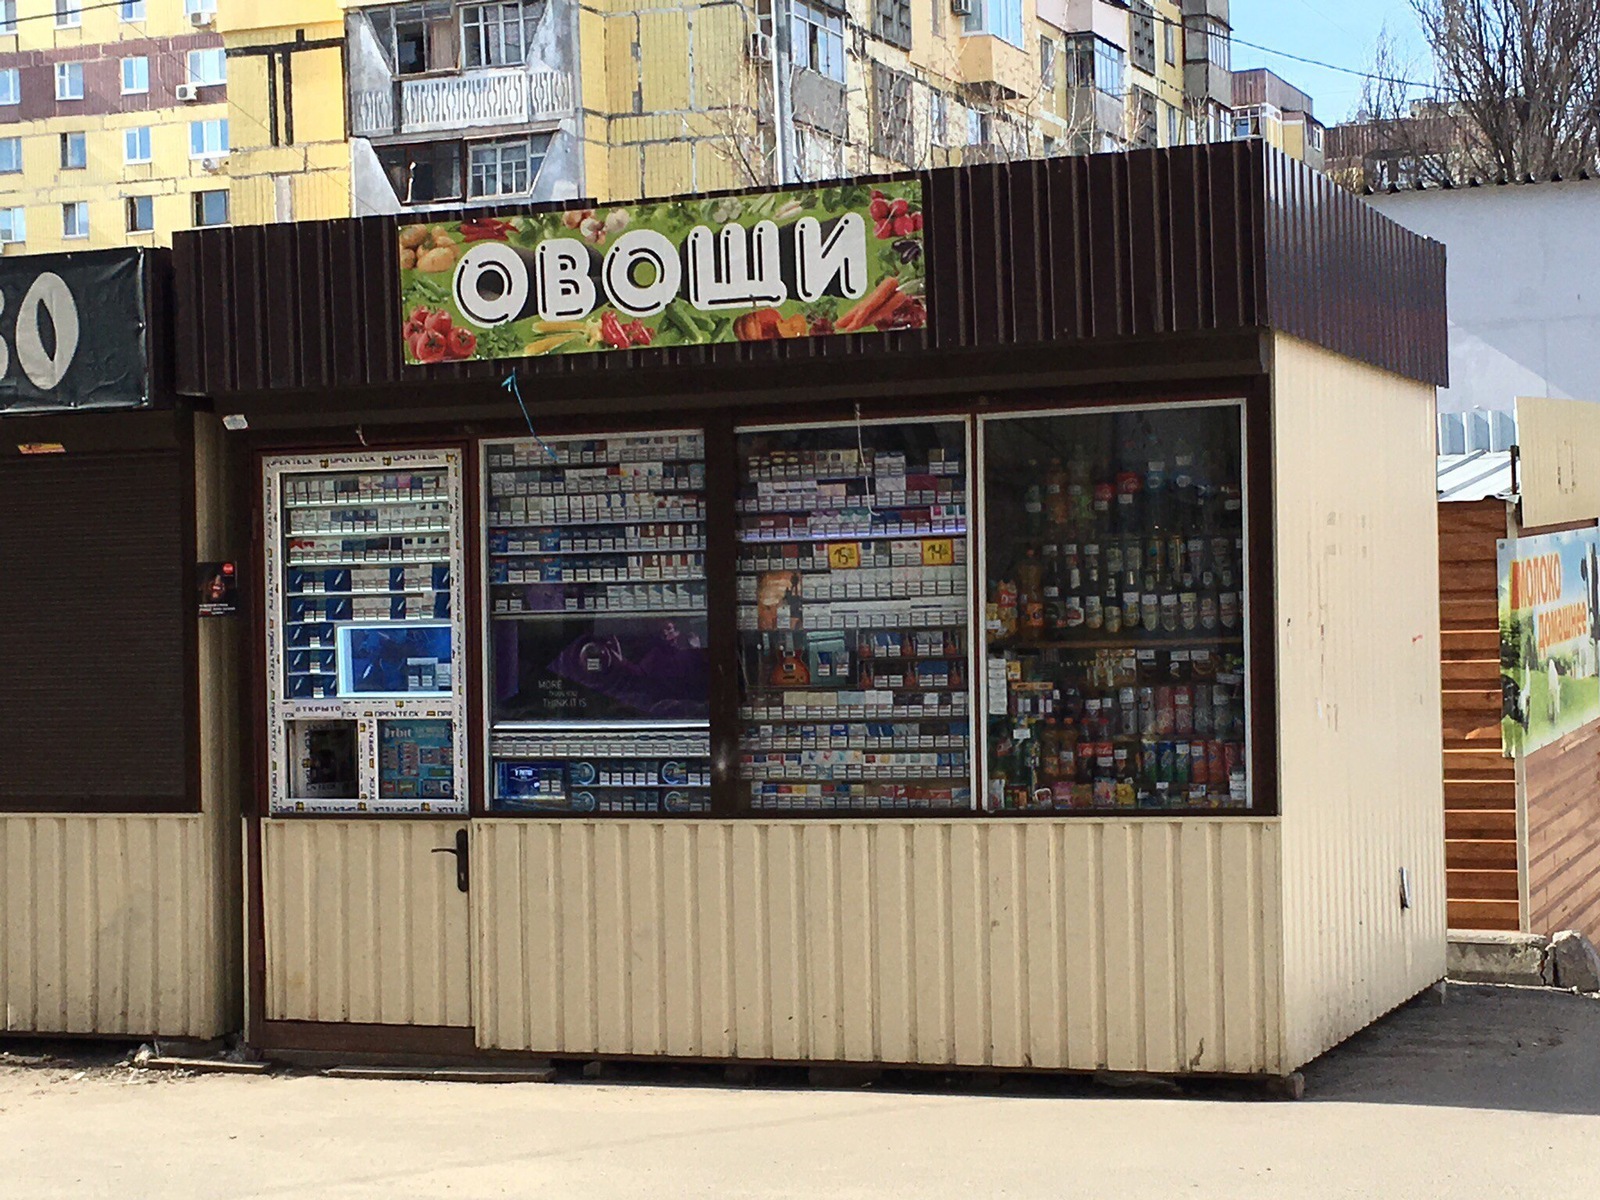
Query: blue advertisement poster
1498,529,1600,757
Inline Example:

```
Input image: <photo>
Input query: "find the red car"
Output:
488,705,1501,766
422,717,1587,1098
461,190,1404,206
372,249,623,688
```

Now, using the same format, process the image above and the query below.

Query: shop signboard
397,181,926,365
1498,528,1600,756
0,248,152,412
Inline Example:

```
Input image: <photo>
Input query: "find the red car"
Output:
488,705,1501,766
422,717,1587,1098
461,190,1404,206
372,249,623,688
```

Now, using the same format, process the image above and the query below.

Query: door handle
430,828,469,893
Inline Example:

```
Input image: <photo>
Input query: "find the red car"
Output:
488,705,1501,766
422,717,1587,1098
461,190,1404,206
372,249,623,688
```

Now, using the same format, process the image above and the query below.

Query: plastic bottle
1018,547,1045,642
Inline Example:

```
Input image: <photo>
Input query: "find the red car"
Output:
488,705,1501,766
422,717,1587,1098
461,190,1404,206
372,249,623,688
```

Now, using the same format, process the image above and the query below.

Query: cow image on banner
1498,528,1600,757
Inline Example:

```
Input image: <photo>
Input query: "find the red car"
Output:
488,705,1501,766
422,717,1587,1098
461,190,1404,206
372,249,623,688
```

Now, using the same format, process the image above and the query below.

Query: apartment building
1231,66,1323,169
219,0,1261,221
0,0,230,251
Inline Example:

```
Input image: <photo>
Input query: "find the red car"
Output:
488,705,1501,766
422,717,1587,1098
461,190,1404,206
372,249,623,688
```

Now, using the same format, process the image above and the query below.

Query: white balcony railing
351,67,576,139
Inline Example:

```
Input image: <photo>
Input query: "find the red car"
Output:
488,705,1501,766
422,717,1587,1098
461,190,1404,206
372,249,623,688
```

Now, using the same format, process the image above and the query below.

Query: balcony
351,67,575,139
959,34,1034,99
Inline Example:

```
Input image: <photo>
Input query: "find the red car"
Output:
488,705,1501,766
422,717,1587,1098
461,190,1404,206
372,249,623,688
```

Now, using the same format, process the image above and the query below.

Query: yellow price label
828,542,862,570
921,538,954,567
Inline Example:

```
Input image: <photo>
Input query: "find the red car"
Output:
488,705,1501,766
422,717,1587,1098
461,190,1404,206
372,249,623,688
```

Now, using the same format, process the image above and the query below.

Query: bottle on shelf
1082,543,1103,631
1017,547,1045,642
1042,543,1065,632
1023,461,1044,539
1045,457,1069,530
1062,543,1085,630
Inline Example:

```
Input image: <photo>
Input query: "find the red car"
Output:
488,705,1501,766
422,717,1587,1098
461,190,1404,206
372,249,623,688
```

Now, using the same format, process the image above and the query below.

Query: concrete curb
1448,928,1600,992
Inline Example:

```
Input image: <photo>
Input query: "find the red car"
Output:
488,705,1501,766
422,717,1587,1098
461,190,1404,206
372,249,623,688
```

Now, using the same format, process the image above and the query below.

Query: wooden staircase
1439,502,1520,931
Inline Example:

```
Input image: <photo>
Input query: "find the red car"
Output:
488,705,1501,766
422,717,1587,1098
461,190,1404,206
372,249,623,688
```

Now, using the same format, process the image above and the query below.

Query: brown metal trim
253,1019,476,1056
178,408,203,817
703,409,740,817
1243,377,1280,818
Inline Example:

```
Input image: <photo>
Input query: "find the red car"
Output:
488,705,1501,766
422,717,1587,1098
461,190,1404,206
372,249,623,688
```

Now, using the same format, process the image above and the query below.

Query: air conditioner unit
175,83,200,102
189,11,214,28
748,30,772,62
950,0,973,15
201,155,226,172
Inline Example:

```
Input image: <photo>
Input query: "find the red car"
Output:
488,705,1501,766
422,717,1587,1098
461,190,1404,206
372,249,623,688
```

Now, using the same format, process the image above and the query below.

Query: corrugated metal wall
473,818,1285,1075
262,820,471,1027
0,815,230,1037
1271,334,1448,1069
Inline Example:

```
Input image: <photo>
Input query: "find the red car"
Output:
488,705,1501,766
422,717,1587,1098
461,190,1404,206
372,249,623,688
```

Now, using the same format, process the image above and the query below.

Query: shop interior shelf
737,527,966,543
990,634,1246,652
488,516,705,530
741,711,968,722
492,608,707,620
737,501,956,517
287,555,451,568
287,587,445,598
491,545,706,558
287,526,452,538
742,467,961,485
284,496,446,509
491,575,704,586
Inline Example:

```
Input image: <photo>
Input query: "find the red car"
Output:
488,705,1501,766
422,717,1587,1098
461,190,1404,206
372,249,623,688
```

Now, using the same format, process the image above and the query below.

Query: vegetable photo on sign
395,181,927,365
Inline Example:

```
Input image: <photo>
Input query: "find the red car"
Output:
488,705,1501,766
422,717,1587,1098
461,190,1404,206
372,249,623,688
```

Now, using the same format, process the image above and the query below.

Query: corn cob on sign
397,182,926,364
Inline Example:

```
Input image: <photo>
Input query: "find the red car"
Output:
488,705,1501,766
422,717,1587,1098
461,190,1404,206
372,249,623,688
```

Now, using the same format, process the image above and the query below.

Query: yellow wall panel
638,12,691,112
475,818,1286,1074
1272,333,1448,1068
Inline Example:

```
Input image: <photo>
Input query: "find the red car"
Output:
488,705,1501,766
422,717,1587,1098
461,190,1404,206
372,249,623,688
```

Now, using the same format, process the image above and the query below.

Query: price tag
921,538,954,567
827,542,862,570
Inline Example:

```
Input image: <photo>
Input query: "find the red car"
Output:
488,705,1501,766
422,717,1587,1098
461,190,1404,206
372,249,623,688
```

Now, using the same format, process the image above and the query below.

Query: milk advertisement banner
1498,529,1600,757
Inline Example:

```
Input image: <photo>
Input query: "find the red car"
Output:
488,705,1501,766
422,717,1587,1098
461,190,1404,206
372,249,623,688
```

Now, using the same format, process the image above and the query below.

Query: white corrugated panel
0,814,230,1037
474,818,1285,1074
1273,334,1450,1069
263,819,471,1027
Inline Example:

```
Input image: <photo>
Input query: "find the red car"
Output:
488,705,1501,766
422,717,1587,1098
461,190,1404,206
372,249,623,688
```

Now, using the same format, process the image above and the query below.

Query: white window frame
119,0,146,20
54,0,81,29
124,126,152,165
0,69,18,106
193,188,228,227
126,194,154,234
929,91,948,148
0,136,20,174
963,0,1023,48
55,63,84,101
791,0,844,83
185,0,217,13
62,201,88,240
0,1,17,36
467,136,541,198
121,56,149,95
189,118,229,158
460,2,531,69
186,48,226,87
1040,35,1057,90
0,206,25,244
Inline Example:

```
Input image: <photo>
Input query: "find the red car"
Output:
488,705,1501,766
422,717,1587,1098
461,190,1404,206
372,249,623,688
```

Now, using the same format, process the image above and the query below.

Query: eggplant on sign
396,182,926,364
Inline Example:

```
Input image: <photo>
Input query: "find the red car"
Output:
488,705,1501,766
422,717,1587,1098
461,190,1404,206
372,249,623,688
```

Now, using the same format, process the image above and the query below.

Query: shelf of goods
983,406,1251,813
736,423,973,814
281,468,454,702
484,432,712,815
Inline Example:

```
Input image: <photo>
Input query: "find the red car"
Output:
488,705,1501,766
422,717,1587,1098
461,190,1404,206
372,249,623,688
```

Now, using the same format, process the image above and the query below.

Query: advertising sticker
1498,529,1600,757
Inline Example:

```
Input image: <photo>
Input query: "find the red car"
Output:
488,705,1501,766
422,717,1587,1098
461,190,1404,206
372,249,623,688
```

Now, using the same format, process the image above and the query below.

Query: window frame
59,131,87,170
1040,34,1057,91
466,135,547,199
126,193,154,233
61,200,88,239
0,1,17,36
54,0,80,29
0,68,17,106
0,135,20,174
790,0,844,83
0,205,24,243
124,125,152,165
460,1,533,70
55,62,85,101
189,118,229,158
193,188,229,228
963,0,1023,48
186,48,226,88
872,0,911,51
119,0,146,20
185,0,218,14
121,56,150,95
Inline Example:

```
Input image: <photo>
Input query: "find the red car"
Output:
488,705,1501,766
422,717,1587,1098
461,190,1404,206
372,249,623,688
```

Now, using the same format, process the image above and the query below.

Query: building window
872,0,911,50
126,195,153,233
967,106,992,147
1065,34,1124,98
0,137,19,174
193,189,228,227
185,0,217,14
186,48,226,86
121,56,149,94
1233,105,1261,139
0,206,24,243
189,118,229,157
120,0,145,19
0,1,16,35
1040,35,1057,90
1130,0,1156,73
378,2,457,77
1308,122,1324,151
1131,86,1158,149
963,0,1023,47
1205,17,1230,70
124,126,151,164
55,63,84,101
460,2,537,69
60,131,86,170
1166,101,1180,146
377,140,464,204
929,91,948,148
791,1,844,82
467,135,547,197
0,69,16,106
62,201,88,239
1163,15,1176,65
870,63,914,166
54,0,80,29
